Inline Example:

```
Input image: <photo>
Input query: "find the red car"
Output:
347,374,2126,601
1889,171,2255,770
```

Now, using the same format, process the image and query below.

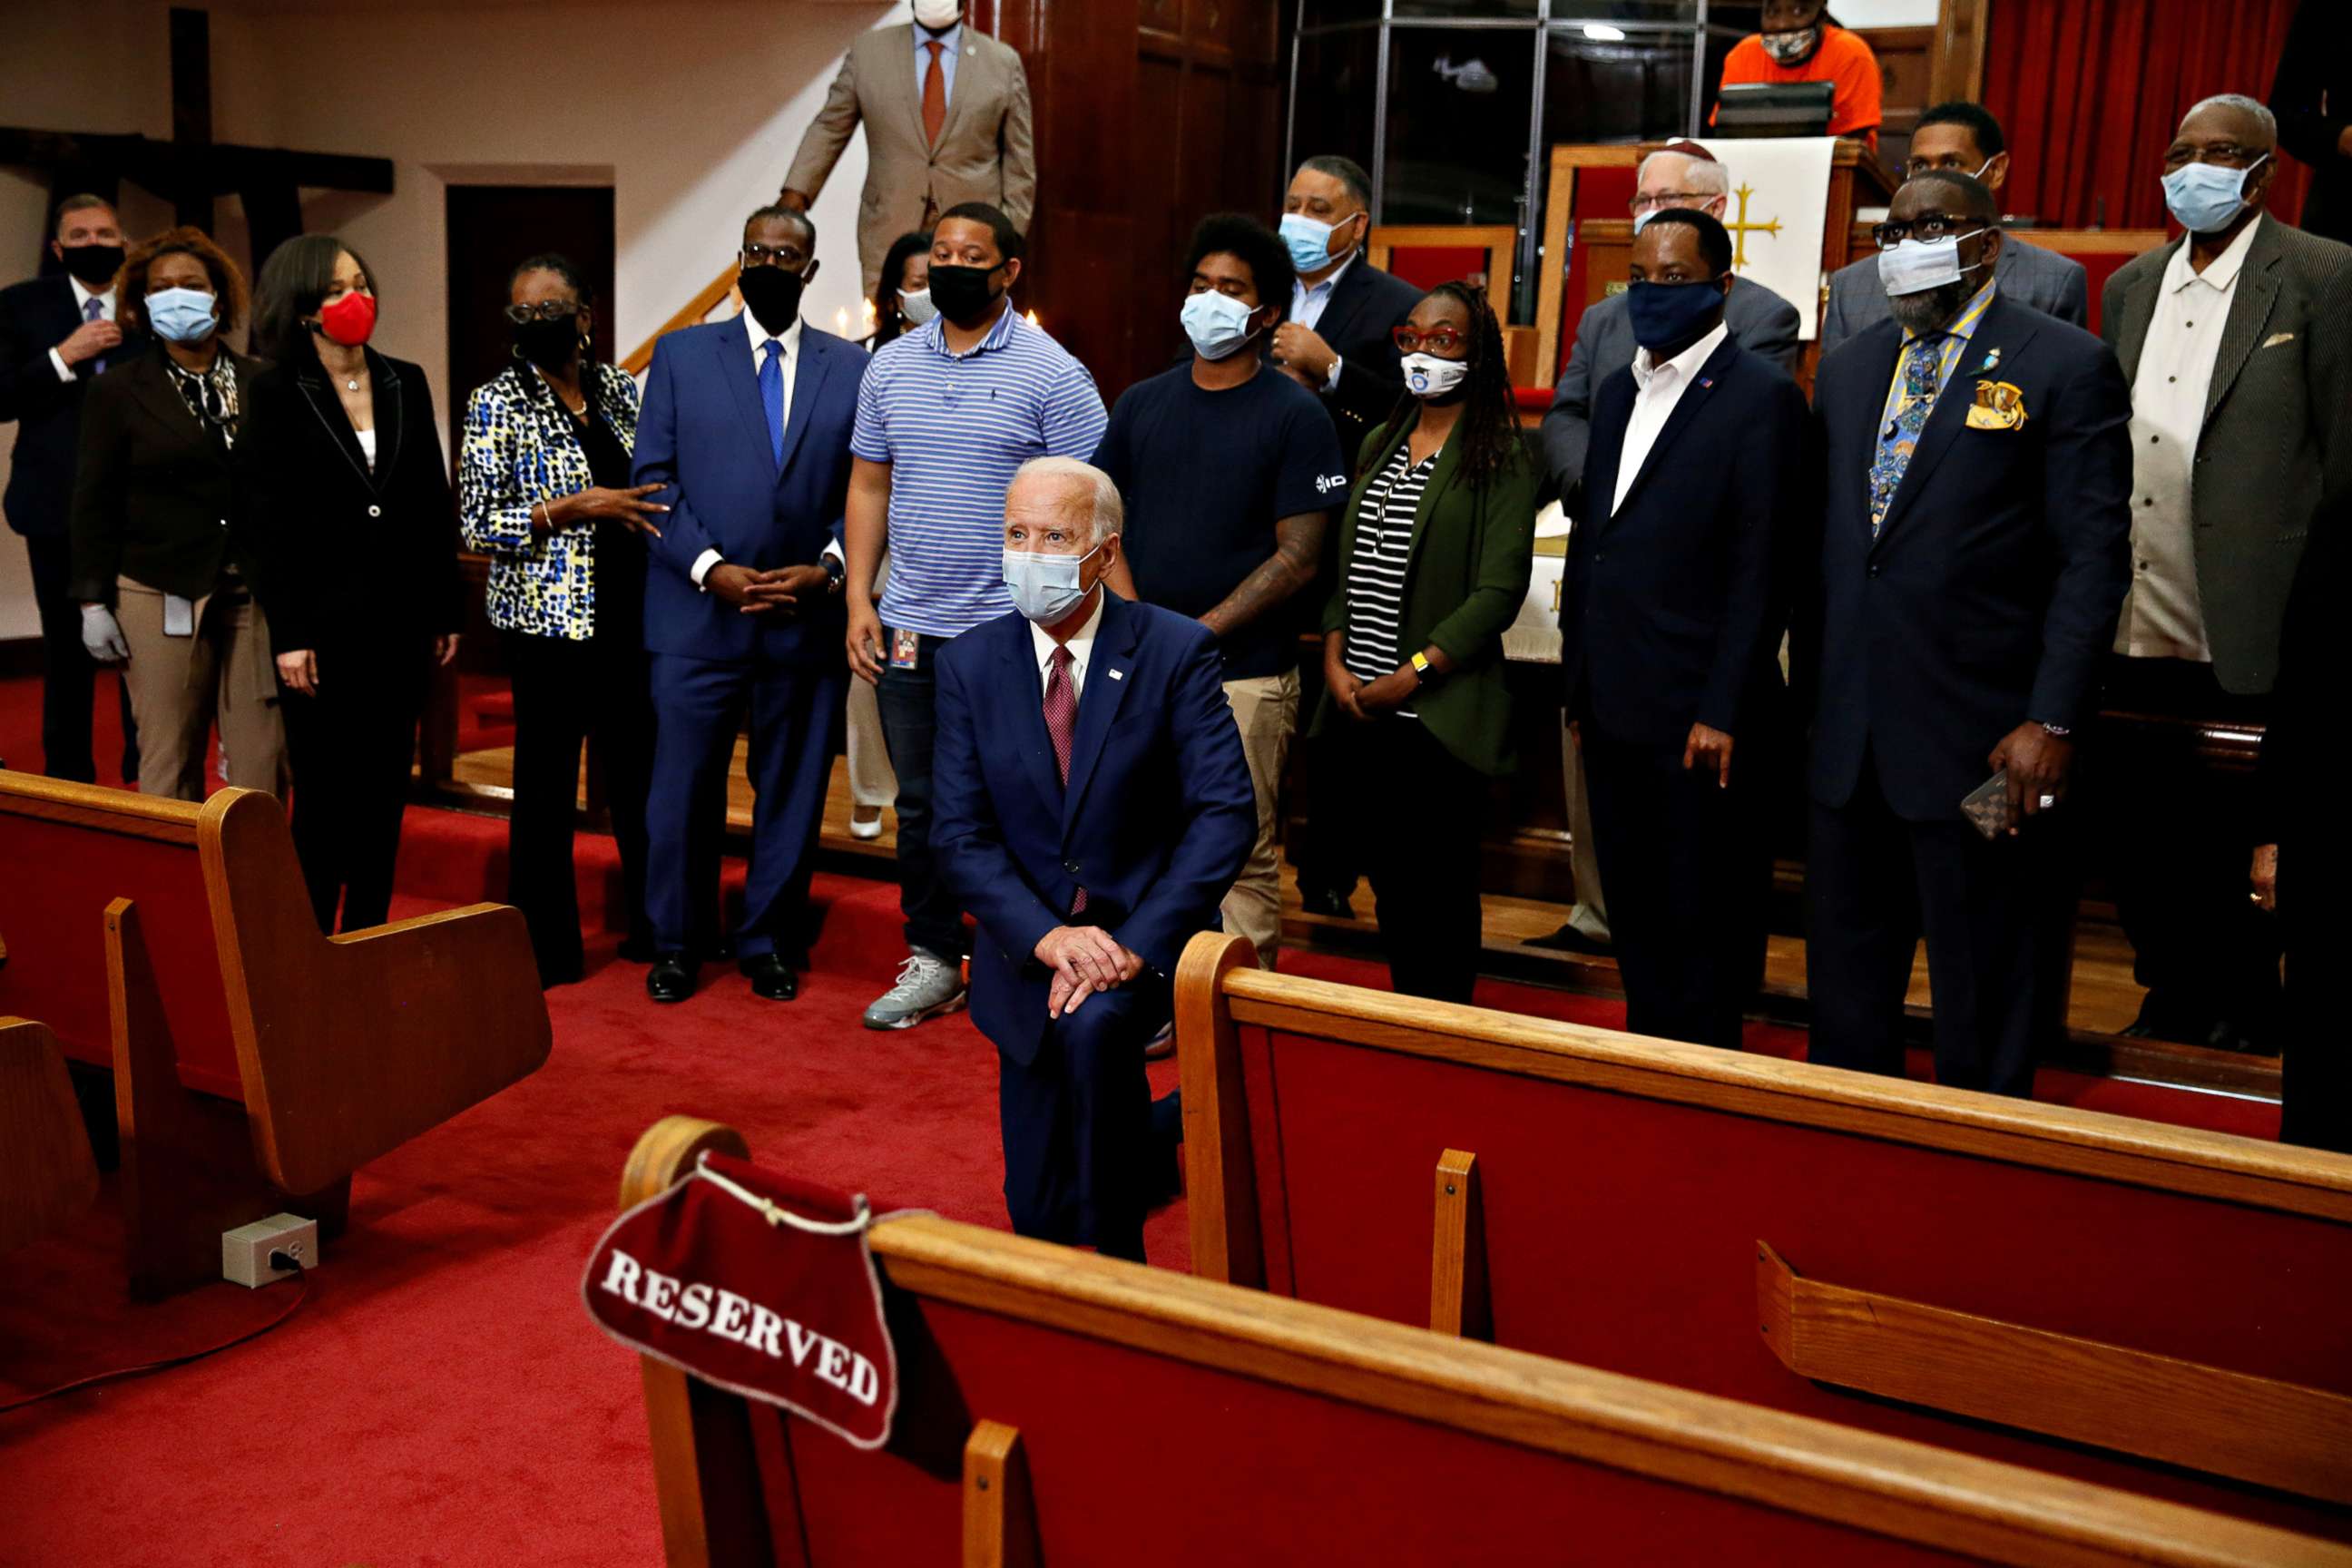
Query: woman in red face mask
236,233,466,935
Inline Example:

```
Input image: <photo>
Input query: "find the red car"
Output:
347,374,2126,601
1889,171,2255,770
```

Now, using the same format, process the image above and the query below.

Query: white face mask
1877,230,1987,298
1400,351,1469,398
1004,541,1102,624
912,0,961,30
898,287,937,326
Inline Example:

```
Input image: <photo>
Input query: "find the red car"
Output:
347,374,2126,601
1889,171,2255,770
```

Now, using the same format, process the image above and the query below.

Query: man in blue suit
935,457,1254,1260
1562,210,1811,1053
1806,172,2131,1098
633,205,866,1004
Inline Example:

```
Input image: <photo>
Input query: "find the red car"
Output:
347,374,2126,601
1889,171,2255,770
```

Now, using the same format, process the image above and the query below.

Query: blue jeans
874,629,968,959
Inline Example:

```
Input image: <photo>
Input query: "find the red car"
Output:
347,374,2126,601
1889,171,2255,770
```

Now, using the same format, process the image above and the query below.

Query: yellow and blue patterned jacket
458,360,642,640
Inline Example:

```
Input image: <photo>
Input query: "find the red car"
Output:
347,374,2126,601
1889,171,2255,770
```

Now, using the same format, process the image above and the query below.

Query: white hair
2181,93,2277,146
1636,149,1731,198
1012,456,1124,546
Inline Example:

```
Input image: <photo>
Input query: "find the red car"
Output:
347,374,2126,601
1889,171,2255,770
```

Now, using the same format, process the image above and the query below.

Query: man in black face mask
631,204,867,1005
1559,209,1809,1051
0,193,144,782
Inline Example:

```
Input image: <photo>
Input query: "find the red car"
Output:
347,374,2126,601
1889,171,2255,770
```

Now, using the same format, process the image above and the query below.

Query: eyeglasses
742,242,810,269
2161,142,2267,172
504,300,583,324
1871,214,1988,248
1629,191,1715,215
1392,326,1468,354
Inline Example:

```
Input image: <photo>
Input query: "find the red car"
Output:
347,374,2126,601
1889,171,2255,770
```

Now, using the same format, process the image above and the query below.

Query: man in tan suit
779,4,1036,299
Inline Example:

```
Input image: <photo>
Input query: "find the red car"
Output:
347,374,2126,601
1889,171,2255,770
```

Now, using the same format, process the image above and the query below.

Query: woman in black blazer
70,225,284,801
240,234,464,934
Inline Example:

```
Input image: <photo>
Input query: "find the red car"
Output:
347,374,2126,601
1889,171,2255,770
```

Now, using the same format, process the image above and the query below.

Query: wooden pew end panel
1430,1148,1492,1340
0,1017,101,1254
1176,931,1264,1289
1756,1240,2352,1508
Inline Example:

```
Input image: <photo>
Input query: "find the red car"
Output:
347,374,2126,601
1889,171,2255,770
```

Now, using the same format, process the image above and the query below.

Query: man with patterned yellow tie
1805,171,2131,1099
778,4,1036,299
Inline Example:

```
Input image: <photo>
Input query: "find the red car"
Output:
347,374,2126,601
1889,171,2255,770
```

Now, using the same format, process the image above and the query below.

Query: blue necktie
1868,333,1943,535
759,338,786,470
84,296,107,376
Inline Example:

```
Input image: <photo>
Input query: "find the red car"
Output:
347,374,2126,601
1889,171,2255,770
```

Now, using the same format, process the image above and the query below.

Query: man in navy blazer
1806,172,2132,1098
1561,211,1811,1052
633,205,866,1004
934,457,1253,1260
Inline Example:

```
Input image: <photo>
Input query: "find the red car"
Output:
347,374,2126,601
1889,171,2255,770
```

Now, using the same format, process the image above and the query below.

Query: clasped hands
708,562,833,619
1034,925,1142,1019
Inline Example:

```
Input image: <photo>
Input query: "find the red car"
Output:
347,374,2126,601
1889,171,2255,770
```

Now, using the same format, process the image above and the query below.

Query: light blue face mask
1004,540,1102,624
1877,230,1987,298
1279,211,1353,275
2162,155,2266,235
1180,289,1259,360
145,285,219,343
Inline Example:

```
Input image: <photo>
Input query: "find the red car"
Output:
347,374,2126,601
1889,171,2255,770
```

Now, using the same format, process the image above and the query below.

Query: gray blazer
1540,275,1799,494
2102,216,2352,694
782,24,1036,296
1820,238,2088,355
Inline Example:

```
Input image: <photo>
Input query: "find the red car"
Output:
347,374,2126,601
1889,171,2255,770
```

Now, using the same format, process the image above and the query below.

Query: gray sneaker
862,948,967,1030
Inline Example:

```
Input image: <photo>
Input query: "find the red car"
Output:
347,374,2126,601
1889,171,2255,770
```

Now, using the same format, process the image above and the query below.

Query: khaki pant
847,550,897,810
115,576,286,802
1220,670,1298,969
1562,716,1611,941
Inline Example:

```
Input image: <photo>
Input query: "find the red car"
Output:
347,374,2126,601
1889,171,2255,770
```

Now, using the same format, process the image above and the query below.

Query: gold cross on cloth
1725,182,1783,269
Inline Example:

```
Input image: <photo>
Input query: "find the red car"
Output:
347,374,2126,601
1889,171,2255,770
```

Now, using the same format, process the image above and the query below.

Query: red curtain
1984,0,2310,230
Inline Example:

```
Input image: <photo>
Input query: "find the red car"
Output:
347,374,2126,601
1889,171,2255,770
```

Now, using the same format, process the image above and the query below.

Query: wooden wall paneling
1929,0,1991,106
1859,25,1937,173
1755,1241,2352,1506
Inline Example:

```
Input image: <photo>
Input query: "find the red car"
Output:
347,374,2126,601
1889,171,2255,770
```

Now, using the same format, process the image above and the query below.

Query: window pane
1548,0,1706,19
1299,0,1383,26
1289,28,1384,180
1542,25,1696,145
1379,26,1538,226
1392,0,1540,17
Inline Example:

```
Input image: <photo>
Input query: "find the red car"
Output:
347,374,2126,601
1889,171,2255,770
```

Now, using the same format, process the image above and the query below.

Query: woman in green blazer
1312,280,1537,1002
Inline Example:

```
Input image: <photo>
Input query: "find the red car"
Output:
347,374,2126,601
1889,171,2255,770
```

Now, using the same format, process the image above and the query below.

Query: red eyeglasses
1391,326,1468,354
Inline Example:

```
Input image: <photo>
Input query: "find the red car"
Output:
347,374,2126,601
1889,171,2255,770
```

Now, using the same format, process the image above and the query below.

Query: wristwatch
821,554,847,595
1409,651,1436,686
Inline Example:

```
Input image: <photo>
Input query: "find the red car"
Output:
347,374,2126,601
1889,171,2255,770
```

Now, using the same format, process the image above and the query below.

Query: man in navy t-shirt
1094,213,1348,970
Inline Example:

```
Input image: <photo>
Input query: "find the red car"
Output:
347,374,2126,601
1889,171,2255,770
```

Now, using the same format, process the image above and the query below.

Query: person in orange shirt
1714,0,1883,152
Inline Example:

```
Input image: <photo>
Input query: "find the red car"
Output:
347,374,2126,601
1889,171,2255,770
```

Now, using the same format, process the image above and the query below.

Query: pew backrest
618,1116,2352,1568
1173,933,2352,1528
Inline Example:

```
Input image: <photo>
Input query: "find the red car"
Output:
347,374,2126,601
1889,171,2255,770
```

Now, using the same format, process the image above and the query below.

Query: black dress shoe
740,953,799,1002
1298,885,1355,919
646,956,699,1004
1524,920,1612,956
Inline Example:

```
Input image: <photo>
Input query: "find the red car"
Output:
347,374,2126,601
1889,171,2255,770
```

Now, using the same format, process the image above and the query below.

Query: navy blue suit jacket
0,275,146,539
935,592,1256,1065
632,317,865,663
1808,294,2132,821
1562,332,1810,749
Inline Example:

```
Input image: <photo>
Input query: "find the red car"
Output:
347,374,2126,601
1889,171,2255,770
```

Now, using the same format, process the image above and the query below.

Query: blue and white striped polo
850,305,1108,639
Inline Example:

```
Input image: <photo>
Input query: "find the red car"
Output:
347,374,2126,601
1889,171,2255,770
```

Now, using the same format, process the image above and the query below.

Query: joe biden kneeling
935,456,1255,1260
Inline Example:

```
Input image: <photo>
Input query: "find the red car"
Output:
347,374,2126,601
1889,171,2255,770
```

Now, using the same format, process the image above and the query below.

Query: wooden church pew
0,773,551,1295
0,1017,100,1255
618,1115,2352,1568
1173,933,2352,1536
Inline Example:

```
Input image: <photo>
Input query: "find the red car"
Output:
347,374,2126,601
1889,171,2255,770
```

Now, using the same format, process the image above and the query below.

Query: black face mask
512,316,582,370
60,242,124,289
738,265,805,335
927,261,1003,326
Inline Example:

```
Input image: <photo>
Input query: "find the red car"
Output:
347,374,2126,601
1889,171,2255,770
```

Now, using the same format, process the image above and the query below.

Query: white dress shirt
914,21,961,106
1290,248,1356,392
1612,319,1727,516
1029,588,1105,700
691,309,807,588
2114,217,2263,661
48,276,114,383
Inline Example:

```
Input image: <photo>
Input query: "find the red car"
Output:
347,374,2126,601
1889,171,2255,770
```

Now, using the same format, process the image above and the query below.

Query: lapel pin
1698,377,1715,389
1107,669,1124,681
1979,347,2002,372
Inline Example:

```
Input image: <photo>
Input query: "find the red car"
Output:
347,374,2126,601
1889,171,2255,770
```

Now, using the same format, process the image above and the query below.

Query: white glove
81,603,129,663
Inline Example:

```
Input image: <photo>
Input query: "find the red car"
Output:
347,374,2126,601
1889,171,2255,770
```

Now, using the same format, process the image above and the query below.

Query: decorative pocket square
2262,331,2297,348
1965,379,2028,432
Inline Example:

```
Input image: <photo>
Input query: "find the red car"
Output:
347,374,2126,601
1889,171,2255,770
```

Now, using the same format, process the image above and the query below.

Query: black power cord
0,1250,310,1415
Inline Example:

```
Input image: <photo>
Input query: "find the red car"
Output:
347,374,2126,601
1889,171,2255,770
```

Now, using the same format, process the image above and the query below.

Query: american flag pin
1699,377,1714,388
1107,669,1124,681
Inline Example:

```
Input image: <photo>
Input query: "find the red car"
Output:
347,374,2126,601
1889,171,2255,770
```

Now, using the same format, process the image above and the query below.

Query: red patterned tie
922,41,946,147
1043,647,1086,914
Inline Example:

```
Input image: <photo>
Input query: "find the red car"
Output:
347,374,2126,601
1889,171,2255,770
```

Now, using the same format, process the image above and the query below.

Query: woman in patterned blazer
459,252,667,986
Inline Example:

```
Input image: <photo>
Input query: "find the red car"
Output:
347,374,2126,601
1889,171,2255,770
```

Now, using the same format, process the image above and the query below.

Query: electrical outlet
222,1213,319,1288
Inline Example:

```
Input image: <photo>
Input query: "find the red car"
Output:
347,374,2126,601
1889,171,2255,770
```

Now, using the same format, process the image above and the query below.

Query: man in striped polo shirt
843,201,1108,1030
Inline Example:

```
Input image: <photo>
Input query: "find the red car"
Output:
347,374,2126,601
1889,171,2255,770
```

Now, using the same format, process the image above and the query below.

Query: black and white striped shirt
1344,443,1436,714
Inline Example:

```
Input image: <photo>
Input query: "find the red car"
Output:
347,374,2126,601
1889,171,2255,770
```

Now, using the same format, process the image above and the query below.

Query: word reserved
598,1247,882,1406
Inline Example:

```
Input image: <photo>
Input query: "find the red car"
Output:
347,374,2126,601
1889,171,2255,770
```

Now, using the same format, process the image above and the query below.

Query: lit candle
835,307,848,334
1024,309,1042,329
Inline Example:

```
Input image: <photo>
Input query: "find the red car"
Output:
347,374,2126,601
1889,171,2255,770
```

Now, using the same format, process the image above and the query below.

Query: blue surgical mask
2162,155,2266,235
1180,289,1259,360
1279,211,1353,275
1877,230,1986,298
1625,279,1726,353
145,286,219,343
1004,541,1102,624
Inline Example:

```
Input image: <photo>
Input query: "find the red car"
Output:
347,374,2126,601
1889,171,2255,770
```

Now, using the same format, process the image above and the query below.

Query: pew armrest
0,1017,100,1254
200,789,554,1197
1755,1240,2352,1506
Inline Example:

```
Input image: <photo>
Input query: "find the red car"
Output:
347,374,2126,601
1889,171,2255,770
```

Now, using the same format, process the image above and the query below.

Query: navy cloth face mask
1625,279,1726,352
